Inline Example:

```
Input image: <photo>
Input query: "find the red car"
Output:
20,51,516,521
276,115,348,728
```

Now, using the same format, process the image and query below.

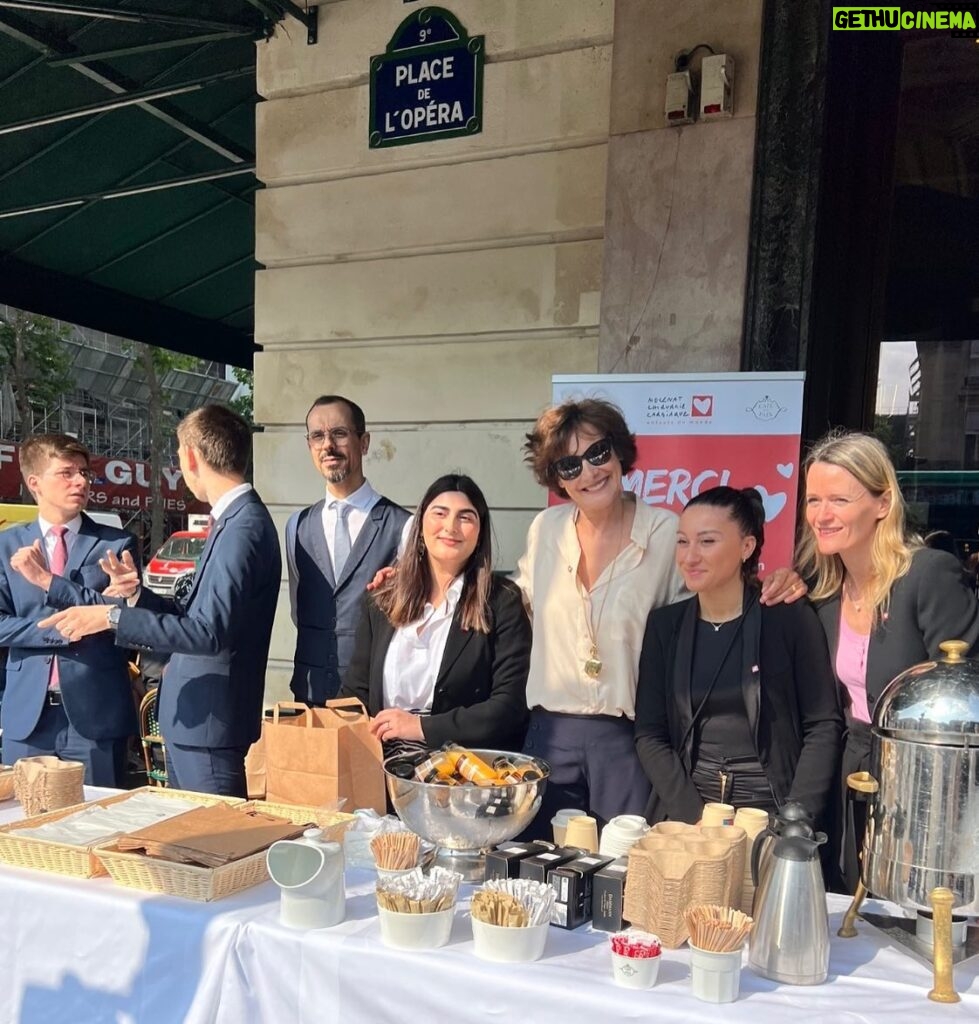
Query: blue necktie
333,502,351,578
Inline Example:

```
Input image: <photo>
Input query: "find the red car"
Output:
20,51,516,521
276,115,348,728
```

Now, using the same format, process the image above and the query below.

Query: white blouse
513,495,685,719
382,576,464,711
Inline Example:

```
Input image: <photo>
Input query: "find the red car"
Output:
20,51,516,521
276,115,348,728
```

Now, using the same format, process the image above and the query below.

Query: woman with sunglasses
515,400,804,835
634,487,842,826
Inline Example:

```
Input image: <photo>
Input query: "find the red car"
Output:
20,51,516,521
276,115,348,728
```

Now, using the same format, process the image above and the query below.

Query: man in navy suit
1,434,138,785
41,406,281,797
286,395,409,705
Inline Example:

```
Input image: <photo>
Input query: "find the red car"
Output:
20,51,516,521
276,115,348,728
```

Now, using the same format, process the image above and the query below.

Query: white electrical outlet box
700,53,734,119
664,70,694,126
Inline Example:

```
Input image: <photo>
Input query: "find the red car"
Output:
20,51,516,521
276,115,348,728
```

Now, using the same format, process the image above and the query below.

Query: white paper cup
916,910,969,949
551,808,587,846
377,906,454,950
611,951,661,989
471,917,549,963
690,944,743,1003
701,802,736,827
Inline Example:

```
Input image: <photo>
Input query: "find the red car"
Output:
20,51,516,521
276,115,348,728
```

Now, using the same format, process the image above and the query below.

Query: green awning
0,2,313,367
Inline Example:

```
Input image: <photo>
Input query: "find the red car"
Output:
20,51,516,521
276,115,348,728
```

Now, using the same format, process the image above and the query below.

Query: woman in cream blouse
515,399,803,836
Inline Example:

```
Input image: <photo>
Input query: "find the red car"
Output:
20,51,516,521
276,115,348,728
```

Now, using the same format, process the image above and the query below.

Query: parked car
143,529,209,597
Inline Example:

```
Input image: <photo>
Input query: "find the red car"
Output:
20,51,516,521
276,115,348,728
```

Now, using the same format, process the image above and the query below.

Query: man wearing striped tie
1,434,138,785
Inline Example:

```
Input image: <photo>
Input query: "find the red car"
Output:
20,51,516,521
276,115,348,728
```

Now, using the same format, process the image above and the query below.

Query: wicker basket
95,844,270,902
0,787,242,880
13,756,84,816
0,766,15,803
241,800,356,844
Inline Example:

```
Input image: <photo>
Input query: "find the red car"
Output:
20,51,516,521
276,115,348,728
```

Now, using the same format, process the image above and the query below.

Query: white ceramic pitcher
266,828,345,929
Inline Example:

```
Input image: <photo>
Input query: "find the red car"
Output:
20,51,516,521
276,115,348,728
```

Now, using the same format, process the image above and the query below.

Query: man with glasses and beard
286,396,410,706
1,434,138,785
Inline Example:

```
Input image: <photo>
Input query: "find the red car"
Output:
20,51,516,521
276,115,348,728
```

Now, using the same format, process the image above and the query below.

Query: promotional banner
552,373,806,575
0,438,206,515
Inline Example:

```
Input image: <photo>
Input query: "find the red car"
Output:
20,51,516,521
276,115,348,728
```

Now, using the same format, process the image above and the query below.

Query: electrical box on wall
664,71,694,126
700,54,734,119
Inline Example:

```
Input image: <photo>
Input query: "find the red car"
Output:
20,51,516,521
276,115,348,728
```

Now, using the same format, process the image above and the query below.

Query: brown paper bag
263,699,386,814
244,727,267,800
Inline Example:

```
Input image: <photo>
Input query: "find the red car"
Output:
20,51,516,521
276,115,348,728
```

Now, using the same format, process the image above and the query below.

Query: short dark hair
306,395,366,435
19,434,90,482
523,398,637,497
177,405,251,475
686,485,766,582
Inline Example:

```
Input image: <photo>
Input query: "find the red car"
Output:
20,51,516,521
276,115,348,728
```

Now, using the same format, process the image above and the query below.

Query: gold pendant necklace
578,503,629,680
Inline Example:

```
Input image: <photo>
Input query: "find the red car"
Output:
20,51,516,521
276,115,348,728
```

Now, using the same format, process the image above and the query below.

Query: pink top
836,613,872,723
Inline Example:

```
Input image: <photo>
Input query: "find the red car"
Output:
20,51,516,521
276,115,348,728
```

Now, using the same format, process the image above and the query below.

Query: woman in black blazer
341,474,531,753
635,487,842,826
799,431,979,889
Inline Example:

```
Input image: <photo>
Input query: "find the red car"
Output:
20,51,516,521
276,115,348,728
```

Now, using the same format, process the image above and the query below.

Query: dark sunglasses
550,437,614,481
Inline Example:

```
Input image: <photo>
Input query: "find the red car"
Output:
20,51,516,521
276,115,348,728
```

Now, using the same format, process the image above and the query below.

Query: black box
547,853,613,929
591,857,630,932
517,846,582,883
483,841,554,882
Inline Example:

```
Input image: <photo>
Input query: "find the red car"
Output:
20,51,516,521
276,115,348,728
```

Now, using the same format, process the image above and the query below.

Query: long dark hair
374,474,493,633
685,485,765,583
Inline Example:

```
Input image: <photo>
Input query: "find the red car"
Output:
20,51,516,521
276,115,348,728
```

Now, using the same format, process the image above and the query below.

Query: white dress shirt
512,494,686,719
37,514,82,566
381,576,464,711
320,479,382,566
209,482,253,522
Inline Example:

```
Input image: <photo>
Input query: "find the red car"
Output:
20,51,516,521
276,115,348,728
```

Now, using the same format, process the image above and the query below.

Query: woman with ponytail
635,486,842,826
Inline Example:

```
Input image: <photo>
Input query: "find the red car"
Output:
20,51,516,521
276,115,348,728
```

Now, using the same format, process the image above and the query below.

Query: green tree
130,342,198,554
0,310,73,440
228,366,254,424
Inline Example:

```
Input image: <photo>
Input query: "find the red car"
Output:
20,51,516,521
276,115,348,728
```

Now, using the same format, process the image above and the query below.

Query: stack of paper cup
733,807,770,915
563,815,599,853
551,808,587,846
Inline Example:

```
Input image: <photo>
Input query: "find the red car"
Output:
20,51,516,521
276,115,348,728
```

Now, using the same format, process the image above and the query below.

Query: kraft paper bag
263,699,386,814
244,727,267,801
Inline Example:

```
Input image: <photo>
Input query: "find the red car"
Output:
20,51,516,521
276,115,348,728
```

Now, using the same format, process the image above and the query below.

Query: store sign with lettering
369,6,483,148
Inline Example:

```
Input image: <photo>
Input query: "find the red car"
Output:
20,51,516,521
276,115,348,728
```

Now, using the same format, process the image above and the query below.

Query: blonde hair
796,430,920,622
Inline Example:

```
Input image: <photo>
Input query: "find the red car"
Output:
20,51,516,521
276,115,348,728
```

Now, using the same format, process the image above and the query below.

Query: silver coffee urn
839,640,979,1003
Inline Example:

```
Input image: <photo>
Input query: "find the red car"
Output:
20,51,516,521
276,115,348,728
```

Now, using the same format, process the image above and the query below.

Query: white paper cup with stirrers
376,866,461,950
371,830,421,882
469,879,555,962
684,904,753,1004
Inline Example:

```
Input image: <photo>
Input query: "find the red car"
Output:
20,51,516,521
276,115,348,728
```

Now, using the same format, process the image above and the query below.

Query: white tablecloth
1,791,977,1024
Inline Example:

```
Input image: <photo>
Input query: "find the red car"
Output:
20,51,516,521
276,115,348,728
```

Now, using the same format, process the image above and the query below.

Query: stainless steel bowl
383,749,549,857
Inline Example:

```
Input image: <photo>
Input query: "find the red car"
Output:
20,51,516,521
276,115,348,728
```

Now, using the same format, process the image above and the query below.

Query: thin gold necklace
579,505,629,679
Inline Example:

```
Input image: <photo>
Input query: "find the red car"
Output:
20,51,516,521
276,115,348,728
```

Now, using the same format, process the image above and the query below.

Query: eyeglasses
550,437,614,481
305,428,360,447
46,468,97,484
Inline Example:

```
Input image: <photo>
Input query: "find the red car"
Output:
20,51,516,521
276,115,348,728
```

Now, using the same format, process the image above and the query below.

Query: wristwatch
106,605,122,631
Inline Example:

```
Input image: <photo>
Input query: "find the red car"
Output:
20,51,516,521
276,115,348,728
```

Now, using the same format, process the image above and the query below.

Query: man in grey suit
1,434,138,785
40,406,280,797
286,395,409,706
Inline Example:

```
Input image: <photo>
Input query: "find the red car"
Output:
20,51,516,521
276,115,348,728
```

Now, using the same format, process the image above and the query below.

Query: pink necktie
48,526,68,691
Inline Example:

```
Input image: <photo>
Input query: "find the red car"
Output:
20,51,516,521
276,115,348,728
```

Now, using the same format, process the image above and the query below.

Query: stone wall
599,0,763,373
254,0,614,697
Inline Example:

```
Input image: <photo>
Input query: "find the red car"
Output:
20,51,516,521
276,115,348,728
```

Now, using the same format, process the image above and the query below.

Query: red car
142,529,209,597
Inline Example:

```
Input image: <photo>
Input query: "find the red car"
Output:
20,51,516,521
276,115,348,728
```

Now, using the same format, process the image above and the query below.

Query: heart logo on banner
692,396,713,416
754,485,787,522
776,463,794,479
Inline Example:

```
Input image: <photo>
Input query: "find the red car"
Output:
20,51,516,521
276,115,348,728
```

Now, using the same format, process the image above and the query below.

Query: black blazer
340,576,531,753
815,546,979,721
635,592,843,826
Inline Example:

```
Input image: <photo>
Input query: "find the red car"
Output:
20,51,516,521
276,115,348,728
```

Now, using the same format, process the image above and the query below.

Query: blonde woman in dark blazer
341,474,531,754
799,431,979,890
